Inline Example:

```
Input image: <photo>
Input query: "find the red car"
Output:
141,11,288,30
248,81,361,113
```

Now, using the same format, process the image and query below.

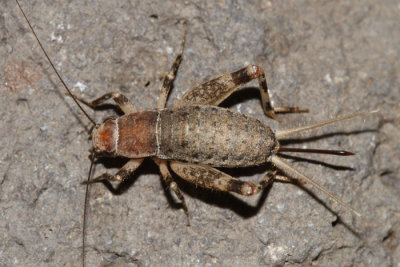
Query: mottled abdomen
157,106,278,167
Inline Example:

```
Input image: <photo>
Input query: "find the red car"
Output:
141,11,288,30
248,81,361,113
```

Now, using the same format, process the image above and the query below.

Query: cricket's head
92,119,118,156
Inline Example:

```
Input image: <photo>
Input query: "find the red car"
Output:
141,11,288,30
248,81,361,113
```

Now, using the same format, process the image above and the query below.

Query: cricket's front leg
174,65,308,121
82,158,143,186
68,92,137,114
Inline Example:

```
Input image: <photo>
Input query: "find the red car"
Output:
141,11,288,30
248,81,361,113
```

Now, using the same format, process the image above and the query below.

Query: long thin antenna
82,159,94,267
275,110,379,139
15,0,96,126
15,2,97,266
279,147,355,156
271,155,361,217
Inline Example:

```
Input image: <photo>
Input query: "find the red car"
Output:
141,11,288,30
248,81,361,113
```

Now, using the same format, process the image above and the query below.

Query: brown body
93,105,278,168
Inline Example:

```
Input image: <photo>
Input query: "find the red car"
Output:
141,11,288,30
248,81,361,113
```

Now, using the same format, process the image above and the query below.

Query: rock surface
1,0,399,266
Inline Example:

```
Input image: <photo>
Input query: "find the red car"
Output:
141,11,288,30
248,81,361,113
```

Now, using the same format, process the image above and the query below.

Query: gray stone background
1,0,399,266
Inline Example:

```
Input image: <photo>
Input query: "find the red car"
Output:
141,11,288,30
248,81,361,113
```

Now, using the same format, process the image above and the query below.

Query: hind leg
174,65,308,121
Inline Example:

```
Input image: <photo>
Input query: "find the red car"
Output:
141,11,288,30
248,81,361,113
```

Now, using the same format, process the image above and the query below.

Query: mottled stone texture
1,0,399,266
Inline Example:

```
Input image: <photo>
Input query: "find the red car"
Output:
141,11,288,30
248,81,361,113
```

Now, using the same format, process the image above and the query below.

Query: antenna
82,159,94,267
15,2,96,266
15,0,96,126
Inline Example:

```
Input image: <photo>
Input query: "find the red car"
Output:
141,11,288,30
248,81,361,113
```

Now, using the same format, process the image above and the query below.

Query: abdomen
157,106,277,167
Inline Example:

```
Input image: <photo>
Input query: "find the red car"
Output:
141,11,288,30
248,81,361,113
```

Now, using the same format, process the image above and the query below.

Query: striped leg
154,158,190,226
169,161,256,196
69,92,136,114
157,30,187,109
174,65,308,121
82,159,143,185
155,30,189,223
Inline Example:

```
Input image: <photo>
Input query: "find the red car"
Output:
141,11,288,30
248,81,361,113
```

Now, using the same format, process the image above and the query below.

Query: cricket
15,1,377,266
